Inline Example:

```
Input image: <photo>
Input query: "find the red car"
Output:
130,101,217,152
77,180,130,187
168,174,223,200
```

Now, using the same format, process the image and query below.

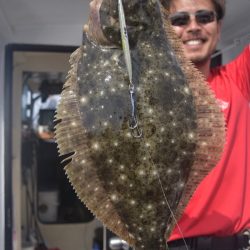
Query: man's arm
236,45,250,99
224,45,250,100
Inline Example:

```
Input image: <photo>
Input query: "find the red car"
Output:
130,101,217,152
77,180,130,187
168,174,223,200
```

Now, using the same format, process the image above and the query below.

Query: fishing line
156,172,189,250
118,0,189,249
103,226,107,250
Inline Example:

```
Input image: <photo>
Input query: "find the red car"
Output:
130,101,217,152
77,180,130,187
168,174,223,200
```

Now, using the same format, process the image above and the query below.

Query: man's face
169,0,221,65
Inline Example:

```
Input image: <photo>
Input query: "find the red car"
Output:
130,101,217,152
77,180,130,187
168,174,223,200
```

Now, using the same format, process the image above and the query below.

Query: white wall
0,37,6,250
221,30,250,64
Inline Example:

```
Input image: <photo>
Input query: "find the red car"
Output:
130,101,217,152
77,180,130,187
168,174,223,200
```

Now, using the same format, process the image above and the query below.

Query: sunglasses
169,10,217,26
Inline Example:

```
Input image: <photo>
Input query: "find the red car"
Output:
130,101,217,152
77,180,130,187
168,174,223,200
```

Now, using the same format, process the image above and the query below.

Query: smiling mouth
184,39,206,46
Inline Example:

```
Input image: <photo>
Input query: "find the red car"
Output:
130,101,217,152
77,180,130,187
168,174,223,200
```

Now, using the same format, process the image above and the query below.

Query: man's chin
185,53,209,65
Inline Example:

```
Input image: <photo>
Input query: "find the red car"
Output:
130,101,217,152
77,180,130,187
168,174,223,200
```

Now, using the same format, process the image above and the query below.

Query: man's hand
84,0,146,46
84,0,111,45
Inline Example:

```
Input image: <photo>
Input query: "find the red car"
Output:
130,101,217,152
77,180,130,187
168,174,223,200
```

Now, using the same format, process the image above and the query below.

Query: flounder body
55,1,225,249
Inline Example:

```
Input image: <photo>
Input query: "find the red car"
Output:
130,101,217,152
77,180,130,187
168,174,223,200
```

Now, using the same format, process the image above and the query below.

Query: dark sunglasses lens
196,10,216,24
170,13,190,26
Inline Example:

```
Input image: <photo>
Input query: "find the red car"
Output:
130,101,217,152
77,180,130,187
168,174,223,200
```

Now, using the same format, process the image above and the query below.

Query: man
164,1,250,250
86,0,250,249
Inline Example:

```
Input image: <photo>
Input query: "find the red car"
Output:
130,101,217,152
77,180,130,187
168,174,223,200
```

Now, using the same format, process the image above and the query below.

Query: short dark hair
163,0,226,20
212,0,225,20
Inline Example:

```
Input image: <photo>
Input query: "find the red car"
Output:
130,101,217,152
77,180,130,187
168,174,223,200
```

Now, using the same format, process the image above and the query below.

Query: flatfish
55,0,225,249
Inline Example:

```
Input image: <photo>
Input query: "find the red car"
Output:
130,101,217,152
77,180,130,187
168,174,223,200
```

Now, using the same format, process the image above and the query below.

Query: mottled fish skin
55,1,225,250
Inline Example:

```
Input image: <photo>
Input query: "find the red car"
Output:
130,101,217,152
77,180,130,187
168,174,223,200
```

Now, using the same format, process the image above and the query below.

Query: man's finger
83,24,89,33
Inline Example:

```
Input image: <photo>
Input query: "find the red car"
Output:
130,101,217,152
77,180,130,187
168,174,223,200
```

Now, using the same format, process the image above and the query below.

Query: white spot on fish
148,108,153,114
93,143,99,150
188,133,194,139
80,96,88,104
147,204,152,210
184,87,190,94
111,194,117,201
120,175,126,180
130,200,136,205
138,170,145,176
105,75,112,82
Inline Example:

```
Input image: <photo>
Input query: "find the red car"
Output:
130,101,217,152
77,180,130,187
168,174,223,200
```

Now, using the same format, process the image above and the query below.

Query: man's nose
186,16,201,32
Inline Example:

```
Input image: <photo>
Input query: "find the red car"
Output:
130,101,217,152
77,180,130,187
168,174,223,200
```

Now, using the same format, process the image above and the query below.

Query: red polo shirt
169,45,250,241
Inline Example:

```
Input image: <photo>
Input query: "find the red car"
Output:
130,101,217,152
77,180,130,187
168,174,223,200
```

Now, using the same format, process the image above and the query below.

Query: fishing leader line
118,0,189,249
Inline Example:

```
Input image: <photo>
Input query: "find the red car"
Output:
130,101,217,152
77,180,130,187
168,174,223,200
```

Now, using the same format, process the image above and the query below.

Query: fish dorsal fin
161,6,226,236
55,47,136,245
